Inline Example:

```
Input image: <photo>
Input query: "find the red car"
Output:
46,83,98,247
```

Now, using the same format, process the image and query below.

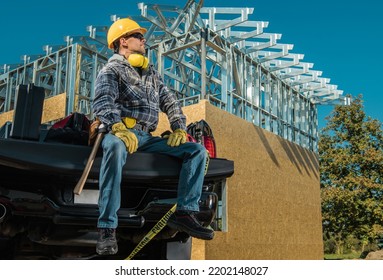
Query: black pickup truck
0,85,234,260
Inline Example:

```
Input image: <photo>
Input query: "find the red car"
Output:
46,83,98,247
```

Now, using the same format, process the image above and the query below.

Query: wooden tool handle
73,131,104,195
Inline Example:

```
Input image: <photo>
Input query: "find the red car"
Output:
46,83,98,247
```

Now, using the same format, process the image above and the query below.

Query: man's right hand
111,122,138,154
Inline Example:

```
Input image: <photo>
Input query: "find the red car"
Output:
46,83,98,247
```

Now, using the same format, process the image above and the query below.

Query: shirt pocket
121,75,144,102
148,87,159,103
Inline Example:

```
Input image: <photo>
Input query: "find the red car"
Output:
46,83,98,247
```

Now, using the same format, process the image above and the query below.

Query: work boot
96,228,118,255
167,211,214,240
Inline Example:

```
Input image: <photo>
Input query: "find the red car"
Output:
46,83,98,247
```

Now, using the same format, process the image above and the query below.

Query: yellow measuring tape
125,203,177,260
125,151,210,260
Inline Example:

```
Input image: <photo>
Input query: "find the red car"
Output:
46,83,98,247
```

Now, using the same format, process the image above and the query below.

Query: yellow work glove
111,122,138,154
166,129,187,147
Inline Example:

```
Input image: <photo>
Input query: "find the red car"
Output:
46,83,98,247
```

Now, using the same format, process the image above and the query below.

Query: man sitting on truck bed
92,18,214,255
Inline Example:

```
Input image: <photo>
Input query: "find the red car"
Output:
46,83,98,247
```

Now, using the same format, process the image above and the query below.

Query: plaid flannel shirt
93,54,186,132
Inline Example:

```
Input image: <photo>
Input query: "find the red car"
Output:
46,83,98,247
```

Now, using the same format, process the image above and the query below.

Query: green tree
319,95,383,254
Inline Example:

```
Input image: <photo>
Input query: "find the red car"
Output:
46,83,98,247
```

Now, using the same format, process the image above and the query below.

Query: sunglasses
125,33,145,40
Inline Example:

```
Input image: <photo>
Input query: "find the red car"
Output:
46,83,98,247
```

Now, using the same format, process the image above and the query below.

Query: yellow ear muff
128,54,149,69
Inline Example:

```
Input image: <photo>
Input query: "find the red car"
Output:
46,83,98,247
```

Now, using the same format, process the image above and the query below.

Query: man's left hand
167,129,187,147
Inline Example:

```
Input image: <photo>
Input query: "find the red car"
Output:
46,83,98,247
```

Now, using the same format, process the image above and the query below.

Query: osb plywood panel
41,93,67,123
191,238,206,260
155,100,323,260
0,93,66,126
0,111,14,127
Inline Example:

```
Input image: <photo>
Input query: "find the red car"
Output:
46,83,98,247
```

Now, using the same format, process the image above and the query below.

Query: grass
324,252,362,260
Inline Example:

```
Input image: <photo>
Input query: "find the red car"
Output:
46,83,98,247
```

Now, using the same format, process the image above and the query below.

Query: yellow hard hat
107,18,147,49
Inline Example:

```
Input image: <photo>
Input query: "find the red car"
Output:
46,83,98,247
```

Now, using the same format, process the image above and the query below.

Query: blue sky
0,0,382,129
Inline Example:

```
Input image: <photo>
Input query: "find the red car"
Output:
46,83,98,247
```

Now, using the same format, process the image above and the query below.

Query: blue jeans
97,130,207,228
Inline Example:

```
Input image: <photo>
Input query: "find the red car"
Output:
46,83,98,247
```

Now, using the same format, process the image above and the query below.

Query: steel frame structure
0,0,348,151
